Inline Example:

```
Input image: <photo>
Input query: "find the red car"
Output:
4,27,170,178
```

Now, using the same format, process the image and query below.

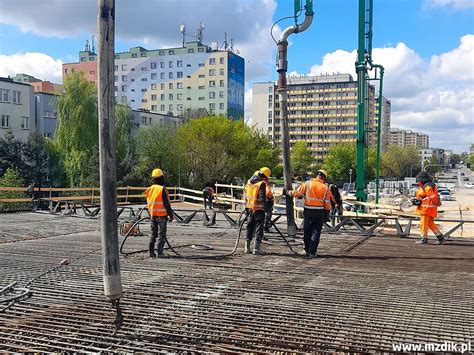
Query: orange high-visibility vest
145,185,168,217
245,180,265,211
264,181,274,200
304,180,331,210
416,185,439,218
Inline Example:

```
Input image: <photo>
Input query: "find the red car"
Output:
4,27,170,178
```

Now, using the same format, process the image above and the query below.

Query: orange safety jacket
264,180,274,201
415,184,440,218
245,180,265,211
291,178,332,210
145,185,168,217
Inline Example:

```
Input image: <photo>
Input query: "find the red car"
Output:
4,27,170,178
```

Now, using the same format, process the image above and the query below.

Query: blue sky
0,0,472,152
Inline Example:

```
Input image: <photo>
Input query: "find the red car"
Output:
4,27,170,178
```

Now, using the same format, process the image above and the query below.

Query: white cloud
423,0,474,9
0,0,277,81
244,88,253,123
0,52,63,83
291,35,474,152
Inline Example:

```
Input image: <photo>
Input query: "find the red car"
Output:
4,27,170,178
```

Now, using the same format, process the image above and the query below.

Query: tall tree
0,129,26,177
290,141,314,178
53,72,98,186
22,131,49,187
115,99,134,162
381,145,421,179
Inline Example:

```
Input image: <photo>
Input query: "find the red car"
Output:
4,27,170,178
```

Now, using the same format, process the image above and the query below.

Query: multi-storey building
374,96,391,152
252,74,386,165
13,73,62,95
63,41,245,119
388,128,429,148
0,77,35,141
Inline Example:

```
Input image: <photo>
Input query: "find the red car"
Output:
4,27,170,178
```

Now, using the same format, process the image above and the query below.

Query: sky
0,0,472,152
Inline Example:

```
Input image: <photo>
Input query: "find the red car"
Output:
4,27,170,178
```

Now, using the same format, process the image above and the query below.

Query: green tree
22,131,49,187
115,99,134,162
0,129,26,177
381,145,421,179
0,167,26,211
450,153,461,167
290,141,313,178
323,143,356,183
53,71,98,186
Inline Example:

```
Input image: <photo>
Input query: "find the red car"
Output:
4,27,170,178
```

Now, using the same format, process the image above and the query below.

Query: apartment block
252,74,386,165
0,77,35,141
13,73,62,95
389,128,429,148
63,41,245,120
374,96,391,152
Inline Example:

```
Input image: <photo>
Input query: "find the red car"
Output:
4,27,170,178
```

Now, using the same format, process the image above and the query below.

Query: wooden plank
0,198,32,203
0,187,28,192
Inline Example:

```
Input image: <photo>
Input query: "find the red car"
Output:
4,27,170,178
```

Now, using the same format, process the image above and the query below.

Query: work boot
308,253,317,259
149,243,156,258
244,240,251,254
435,234,445,245
253,240,262,255
416,238,428,244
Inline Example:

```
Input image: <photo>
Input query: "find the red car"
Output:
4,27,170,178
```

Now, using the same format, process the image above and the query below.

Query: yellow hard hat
317,169,328,179
151,168,164,178
260,167,271,179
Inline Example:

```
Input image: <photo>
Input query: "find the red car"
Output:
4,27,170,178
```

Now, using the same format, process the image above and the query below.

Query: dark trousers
203,191,213,209
303,210,326,254
246,210,265,242
264,200,274,230
150,216,168,255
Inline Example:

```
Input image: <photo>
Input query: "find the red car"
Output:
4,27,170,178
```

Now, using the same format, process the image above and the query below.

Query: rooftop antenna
196,21,205,43
230,38,234,52
85,38,90,52
224,32,228,51
180,24,186,47
91,35,96,53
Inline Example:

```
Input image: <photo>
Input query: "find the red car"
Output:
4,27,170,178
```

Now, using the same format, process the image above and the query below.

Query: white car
465,182,474,188
439,191,454,201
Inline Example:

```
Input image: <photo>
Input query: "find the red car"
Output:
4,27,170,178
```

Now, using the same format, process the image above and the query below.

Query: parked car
465,182,474,188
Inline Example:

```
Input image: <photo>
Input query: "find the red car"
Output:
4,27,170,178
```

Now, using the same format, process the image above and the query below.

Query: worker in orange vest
145,168,174,257
245,169,270,255
411,171,444,244
284,169,333,258
259,167,275,232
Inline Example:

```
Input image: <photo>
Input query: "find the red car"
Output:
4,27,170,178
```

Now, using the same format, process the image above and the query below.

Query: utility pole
97,0,123,327
277,0,313,239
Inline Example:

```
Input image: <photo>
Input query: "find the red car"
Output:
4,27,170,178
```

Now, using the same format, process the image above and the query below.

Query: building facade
63,41,245,120
252,74,386,165
388,128,429,148
0,77,35,141
374,96,391,152
13,73,62,95
35,92,59,138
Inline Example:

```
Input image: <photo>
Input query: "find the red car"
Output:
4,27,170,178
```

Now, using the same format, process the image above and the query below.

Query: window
114,65,119,71
220,57,225,64
132,53,138,58
169,72,173,79
160,94,165,100
159,50,165,56
219,80,225,87
198,74,205,78
188,48,194,53
122,75,127,81
219,103,225,110
1,115,10,128
89,70,95,74
141,88,147,92
151,84,157,90
198,86,205,90
114,75,118,81
198,96,205,101
151,73,157,80
151,94,157,101
177,82,183,89
131,68,135,71
169,50,175,55
219,68,224,75
115,86,118,92
177,93,183,100
169,94,174,100
177,60,183,67
169,61,173,68
177,104,183,111
141,66,147,71
219,91,224,98
160,104,165,111
209,58,216,65
141,78,147,81
122,86,127,92
209,92,215,99
268,86,273,93
209,69,216,76
209,103,216,110
198,47,204,52
89,56,95,61
141,52,147,57
209,80,215,87
177,71,183,78
186,64,191,67
21,116,29,129
121,96,127,101
169,104,173,111
151,105,157,111
151,62,157,69
160,62,165,68
268,111,273,118
169,83,173,89
160,83,165,90
160,72,165,79
12,91,21,104
198,63,205,67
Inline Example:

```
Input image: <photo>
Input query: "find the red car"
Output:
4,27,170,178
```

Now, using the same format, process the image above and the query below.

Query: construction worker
284,169,333,258
244,170,269,255
411,171,444,244
202,181,215,210
145,168,174,258
259,167,275,232
329,183,343,217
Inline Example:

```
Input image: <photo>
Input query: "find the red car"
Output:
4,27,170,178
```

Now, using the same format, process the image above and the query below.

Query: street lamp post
349,169,353,185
